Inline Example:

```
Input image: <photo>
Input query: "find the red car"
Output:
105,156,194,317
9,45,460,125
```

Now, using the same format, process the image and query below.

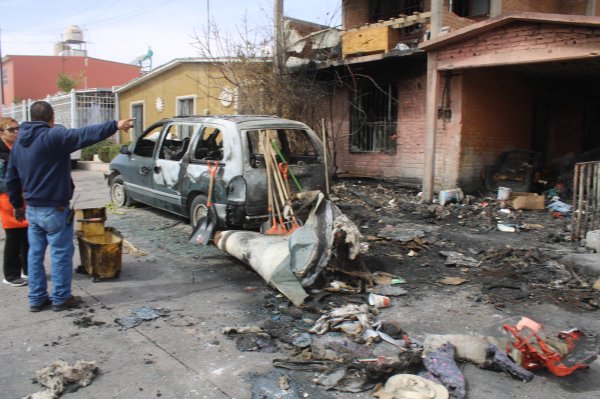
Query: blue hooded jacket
6,120,118,208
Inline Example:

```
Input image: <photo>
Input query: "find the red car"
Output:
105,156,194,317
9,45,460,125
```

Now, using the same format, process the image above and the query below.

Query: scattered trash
497,187,512,200
436,277,467,286
369,285,408,296
585,229,600,251
377,223,440,243
215,193,363,306
368,293,390,308
508,192,545,210
372,271,396,285
497,223,520,233
438,188,464,206
23,360,98,399
309,304,373,336
373,374,449,399
424,334,505,365
439,251,479,267
481,344,534,382
115,306,168,329
500,316,598,376
423,342,466,399
394,42,411,51
547,199,572,215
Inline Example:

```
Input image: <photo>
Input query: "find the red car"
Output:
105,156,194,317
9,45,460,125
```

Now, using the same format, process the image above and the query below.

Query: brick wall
502,0,561,13
343,0,596,32
459,69,533,189
327,69,427,185
343,0,370,29
503,0,590,15
442,8,479,31
436,22,600,67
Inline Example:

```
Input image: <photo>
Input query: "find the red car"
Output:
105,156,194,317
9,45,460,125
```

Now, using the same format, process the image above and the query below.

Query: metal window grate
572,161,600,240
349,83,398,152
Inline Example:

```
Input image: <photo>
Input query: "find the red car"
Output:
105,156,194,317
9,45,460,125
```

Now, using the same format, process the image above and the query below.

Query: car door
121,123,164,206
151,122,197,214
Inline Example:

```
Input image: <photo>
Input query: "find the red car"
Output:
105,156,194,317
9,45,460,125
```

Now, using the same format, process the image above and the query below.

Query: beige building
114,58,240,143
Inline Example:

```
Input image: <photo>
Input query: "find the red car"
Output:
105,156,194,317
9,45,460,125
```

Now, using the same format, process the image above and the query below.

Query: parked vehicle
107,115,328,228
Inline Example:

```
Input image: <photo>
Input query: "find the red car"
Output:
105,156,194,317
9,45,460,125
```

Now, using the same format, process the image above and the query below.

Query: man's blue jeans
25,206,73,306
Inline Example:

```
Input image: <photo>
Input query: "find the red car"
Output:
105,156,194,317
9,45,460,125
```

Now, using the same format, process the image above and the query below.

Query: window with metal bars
369,0,423,23
349,82,398,153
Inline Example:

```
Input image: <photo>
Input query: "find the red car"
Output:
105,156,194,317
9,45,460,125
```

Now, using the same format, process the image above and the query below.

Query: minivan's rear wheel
110,175,132,207
189,194,208,227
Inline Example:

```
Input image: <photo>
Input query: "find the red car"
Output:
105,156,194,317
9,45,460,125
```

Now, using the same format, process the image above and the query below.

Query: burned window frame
349,81,398,153
369,0,423,23
157,123,195,161
452,0,490,18
246,128,320,169
190,124,224,162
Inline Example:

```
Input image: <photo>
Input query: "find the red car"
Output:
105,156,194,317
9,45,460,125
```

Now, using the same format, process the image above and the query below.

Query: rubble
215,178,599,397
23,360,98,399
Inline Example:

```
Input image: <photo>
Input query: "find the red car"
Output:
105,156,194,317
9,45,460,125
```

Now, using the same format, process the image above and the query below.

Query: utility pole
0,28,5,105
422,0,442,202
206,0,210,52
273,0,284,74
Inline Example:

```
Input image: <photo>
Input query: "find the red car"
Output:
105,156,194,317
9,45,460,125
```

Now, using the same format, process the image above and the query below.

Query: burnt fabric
481,344,534,382
423,342,466,399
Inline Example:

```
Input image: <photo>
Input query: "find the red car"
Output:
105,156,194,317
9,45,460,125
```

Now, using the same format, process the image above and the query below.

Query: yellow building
114,58,240,143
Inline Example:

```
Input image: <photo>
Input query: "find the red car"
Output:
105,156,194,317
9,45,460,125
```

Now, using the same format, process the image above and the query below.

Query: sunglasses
4,127,19,133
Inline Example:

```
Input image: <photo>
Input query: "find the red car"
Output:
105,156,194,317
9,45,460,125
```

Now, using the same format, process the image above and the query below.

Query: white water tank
65,25,84,43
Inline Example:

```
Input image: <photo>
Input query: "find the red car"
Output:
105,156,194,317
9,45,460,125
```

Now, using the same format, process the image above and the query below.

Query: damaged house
286,0,600,201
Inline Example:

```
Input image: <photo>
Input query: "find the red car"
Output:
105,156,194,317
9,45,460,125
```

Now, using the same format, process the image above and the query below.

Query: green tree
56,73,79,93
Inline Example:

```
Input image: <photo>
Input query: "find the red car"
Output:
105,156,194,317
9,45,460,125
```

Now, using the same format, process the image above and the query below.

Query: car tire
110,175,132,207
189,194,208,227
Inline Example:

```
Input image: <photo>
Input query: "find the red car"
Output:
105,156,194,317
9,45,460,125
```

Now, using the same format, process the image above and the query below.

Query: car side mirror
119,144,131,155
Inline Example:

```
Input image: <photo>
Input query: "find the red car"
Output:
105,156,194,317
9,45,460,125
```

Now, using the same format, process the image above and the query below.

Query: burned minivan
107,115,328,228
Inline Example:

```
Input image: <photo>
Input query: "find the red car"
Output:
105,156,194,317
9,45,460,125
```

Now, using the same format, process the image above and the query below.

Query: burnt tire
189,194,208,227
110,175,132,207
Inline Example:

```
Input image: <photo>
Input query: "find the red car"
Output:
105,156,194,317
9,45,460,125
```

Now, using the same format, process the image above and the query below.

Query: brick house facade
315,0,600,195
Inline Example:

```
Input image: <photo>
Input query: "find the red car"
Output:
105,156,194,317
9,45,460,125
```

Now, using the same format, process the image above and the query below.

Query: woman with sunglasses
0,117,28,287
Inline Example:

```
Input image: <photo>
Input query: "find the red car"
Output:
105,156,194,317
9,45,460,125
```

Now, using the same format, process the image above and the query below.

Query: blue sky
0,0,341,67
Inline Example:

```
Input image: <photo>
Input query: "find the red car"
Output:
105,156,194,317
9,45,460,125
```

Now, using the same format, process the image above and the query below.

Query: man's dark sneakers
30,298,52,312
3,277,27,287
52,295,83,312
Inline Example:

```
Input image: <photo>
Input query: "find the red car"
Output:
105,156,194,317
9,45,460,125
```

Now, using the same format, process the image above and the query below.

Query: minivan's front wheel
110,175,132,207
189,194,208,227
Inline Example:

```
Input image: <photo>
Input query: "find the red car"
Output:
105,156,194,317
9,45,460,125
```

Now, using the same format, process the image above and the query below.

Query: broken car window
191,126,223,162
133,125,162,157
246,129,319,168
158,124,194,161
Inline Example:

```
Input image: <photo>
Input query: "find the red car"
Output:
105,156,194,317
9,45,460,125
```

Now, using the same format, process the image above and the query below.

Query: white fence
1,89,118,144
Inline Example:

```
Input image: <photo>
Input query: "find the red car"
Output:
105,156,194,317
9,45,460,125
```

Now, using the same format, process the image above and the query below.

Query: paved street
0,169,279,399
0,169,598,399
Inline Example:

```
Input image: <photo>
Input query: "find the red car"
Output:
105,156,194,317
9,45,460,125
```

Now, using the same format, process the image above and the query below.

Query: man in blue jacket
6,101,133,312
